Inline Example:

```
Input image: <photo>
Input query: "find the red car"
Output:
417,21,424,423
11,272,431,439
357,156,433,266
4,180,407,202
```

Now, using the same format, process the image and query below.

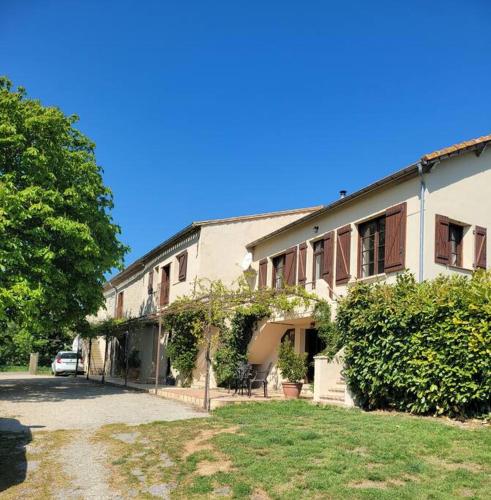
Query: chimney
339,190,347,199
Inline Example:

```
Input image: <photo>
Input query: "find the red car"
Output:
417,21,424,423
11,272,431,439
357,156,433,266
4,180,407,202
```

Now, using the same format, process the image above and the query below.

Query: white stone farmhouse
89,133,490,400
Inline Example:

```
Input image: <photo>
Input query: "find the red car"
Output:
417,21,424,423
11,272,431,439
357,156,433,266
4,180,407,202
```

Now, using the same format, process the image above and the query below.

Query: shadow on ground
0,374,136,404
0,419,32,492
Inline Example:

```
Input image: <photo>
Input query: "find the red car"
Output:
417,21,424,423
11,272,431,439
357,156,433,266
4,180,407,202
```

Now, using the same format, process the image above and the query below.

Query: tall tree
0,77,127,362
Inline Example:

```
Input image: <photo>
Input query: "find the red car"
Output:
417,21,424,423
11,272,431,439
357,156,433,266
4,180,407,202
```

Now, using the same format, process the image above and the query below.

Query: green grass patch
0,365,51,374
98,401,491,499
0,429,71,499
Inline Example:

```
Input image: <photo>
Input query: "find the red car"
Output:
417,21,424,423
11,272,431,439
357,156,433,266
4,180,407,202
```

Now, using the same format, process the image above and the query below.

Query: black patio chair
234,362,252,396
249,362,272,398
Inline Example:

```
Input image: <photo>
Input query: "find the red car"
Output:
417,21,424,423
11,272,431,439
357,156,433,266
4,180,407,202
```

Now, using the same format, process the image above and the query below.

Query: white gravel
0,372,208,498
0,373,207,432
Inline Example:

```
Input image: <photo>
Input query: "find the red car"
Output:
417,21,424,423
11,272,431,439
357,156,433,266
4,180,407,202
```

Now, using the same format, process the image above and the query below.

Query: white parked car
51,351,84,376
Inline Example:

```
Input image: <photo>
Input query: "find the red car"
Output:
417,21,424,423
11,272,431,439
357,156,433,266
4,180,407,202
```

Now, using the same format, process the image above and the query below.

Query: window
116,291,124,319
359,216,386,278
177,251,188,282
435,215,466,268
147,269,154,295
313,240,324,282
449,223,463,267
272,254,285,289
258,259,268,288
160,264,171,306
281,328,295,344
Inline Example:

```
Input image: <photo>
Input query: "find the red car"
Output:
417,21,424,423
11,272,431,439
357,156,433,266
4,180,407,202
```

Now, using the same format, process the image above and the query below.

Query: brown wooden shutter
322,231,334,296
116,291,124,319
160,264,170,306
336,225,351,284
435,215,449,265
284,247,297,286
298,243,307,286
258,259,268,288
384,202,407,273
475,226,487,269
177,251,188,281
147,269,154,294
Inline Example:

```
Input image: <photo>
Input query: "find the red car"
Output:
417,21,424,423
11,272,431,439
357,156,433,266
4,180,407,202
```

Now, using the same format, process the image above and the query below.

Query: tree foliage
337,272,491,417
0,77,126,364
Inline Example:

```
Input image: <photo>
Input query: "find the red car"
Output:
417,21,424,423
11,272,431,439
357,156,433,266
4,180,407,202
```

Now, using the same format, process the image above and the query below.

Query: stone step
323,391,345,402
326,386,345,394
317,396,346,407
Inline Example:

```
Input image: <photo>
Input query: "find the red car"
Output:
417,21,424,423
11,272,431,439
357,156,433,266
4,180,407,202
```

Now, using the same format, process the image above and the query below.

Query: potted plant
277,340,307,399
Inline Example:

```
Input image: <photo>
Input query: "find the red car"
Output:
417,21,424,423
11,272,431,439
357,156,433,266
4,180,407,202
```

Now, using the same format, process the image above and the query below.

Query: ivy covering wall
213,310,267,386
164,310,204,386
337,272,491,417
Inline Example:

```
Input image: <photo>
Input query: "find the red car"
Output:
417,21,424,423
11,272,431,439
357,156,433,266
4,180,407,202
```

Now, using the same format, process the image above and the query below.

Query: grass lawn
0,365,51,374
0,430,71,498
97,401,490,499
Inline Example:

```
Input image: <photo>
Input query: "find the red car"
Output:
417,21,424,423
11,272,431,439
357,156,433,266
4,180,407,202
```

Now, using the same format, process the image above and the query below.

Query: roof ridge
422,133,491,163
194,205,324,225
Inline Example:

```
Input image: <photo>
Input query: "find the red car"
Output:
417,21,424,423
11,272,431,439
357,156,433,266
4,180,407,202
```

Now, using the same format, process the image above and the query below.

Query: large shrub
277,340,307,383
337,272,491,417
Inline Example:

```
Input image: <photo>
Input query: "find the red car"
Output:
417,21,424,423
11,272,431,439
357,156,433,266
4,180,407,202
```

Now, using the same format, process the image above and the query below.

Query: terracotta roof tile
422,133,491,163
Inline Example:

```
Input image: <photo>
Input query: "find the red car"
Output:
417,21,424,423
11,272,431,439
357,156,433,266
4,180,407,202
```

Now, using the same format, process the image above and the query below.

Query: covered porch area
247,315,325,392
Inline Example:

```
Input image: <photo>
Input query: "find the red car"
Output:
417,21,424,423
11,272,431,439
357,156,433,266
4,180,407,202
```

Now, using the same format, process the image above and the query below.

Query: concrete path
0,372,207,432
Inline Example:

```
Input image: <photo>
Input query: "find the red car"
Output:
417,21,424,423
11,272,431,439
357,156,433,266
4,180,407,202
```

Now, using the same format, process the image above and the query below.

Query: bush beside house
337,272,491,417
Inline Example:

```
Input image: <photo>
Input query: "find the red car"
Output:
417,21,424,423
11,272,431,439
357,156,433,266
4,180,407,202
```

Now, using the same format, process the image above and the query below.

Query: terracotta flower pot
282,382,303,399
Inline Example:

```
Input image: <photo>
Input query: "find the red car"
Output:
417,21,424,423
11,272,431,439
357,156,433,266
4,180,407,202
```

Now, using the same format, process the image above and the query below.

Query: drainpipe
418,162,425,283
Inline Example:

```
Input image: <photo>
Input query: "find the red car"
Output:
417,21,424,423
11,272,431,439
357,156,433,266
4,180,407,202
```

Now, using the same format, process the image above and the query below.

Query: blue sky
1,1,490,267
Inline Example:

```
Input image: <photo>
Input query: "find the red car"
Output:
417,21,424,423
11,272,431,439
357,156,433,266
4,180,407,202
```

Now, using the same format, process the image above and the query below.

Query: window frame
358,215,386,278
147,269,154,295
160,263,171,306
312,239,324,286
116,291,124,319
272,254,286,290
176,250,188,282
448,222,464,268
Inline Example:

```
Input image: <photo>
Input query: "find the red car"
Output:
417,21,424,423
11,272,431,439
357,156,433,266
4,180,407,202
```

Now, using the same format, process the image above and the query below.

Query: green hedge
337,272,491,417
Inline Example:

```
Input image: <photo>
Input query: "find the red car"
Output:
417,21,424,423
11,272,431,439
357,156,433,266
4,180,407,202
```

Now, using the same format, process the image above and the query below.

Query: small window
359,216,386,278
281,328,295,344
449,223,463,267
60,352,78,359
313,240,324,282
116,291,124,319
177,251,188,282
147,269,154,295
272,254,285,290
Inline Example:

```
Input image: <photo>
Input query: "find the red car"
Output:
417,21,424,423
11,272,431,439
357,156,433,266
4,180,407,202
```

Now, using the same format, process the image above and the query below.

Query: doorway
304,329,325,382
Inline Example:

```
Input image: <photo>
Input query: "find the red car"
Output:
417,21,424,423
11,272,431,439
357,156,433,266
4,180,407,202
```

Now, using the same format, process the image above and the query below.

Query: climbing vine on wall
313,301,340,360
164,309,205,386
213,309,267,386
160,277,320,390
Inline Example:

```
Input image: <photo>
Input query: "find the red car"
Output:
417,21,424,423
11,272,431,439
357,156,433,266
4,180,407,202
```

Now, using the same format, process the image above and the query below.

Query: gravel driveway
0,372,208,498
0,372,207,432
